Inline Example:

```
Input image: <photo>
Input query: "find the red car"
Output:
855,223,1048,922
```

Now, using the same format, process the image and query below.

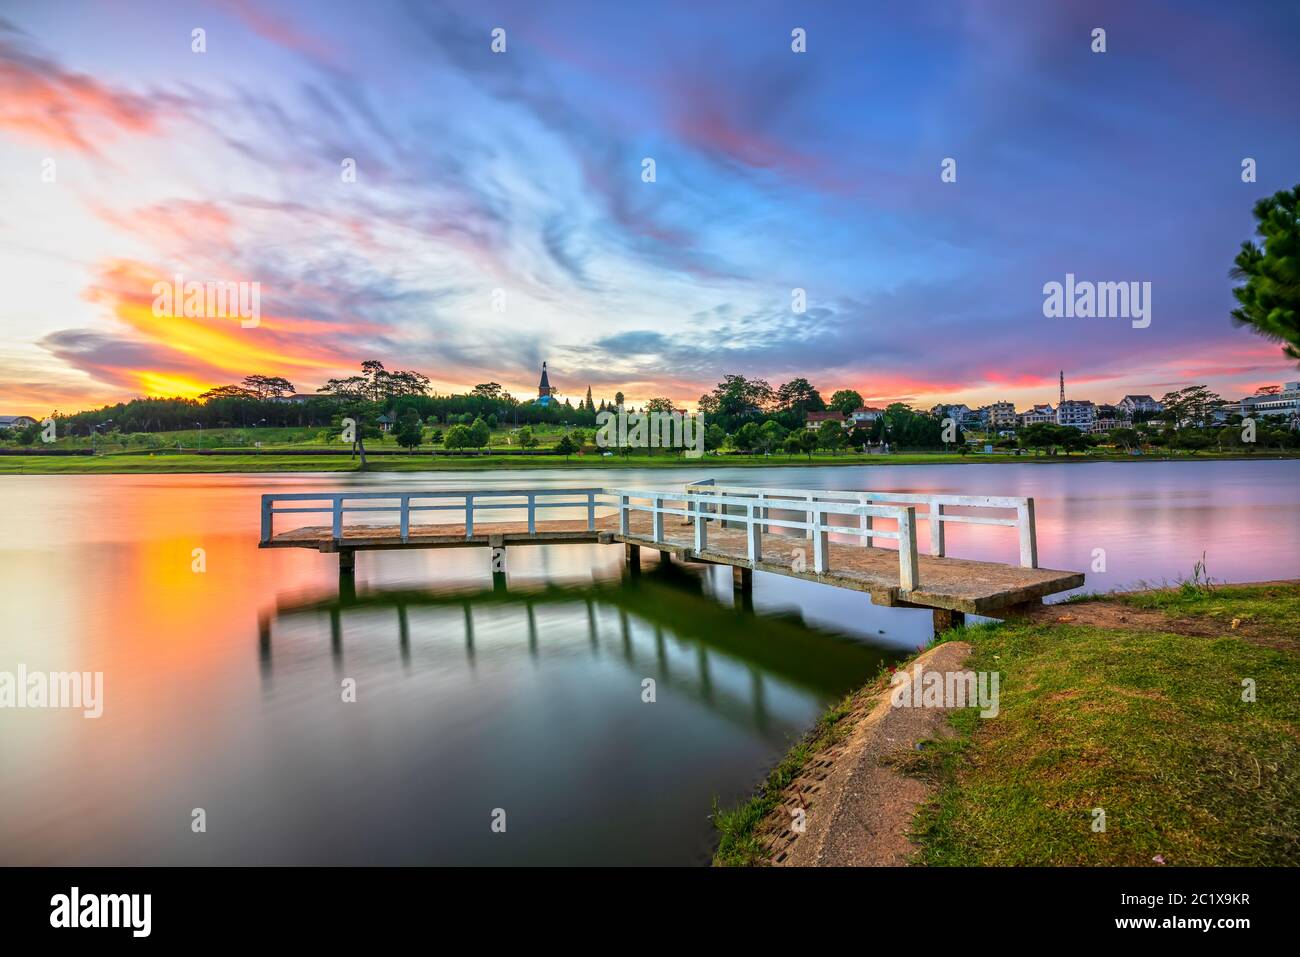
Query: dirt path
761,641,973,867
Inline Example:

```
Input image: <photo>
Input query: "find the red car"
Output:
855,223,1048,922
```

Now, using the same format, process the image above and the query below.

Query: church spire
537,361,553,403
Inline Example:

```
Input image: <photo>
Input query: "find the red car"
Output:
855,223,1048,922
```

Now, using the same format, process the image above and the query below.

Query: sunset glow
2,1,1299,418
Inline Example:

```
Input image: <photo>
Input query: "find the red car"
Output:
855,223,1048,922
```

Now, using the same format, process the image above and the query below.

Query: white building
1019,404,1055,426
848,406,884,426
1116,394,1162,417
1057,400,1096,430
1239,382,1300,426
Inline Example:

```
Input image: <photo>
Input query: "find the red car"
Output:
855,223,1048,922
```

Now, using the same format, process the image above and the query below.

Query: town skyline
3,1,1300,419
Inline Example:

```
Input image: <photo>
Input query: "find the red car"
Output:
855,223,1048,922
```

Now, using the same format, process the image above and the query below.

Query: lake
1,459,1296,864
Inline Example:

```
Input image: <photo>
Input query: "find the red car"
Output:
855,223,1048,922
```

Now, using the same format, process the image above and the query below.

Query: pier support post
733,565,753,612
490,536,507,592
338,548,355,576
626,543,641,575
932,608,966,636
998,599,1042,620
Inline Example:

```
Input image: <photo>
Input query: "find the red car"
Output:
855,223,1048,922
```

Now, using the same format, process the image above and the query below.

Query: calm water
1,460,1296,864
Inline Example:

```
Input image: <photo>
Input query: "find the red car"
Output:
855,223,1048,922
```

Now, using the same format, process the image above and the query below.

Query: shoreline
713,579,1300,867
2,450,1298,475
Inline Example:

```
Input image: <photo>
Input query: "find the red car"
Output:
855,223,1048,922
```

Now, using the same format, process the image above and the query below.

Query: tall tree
242,375,295,399
1230,184,1300,362
199,384,256,400
775,378,824,416
697,375,774,429
827,389,864,415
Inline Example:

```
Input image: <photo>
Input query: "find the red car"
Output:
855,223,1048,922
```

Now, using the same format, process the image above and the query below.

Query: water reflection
259,560,894,751
3,461,1295,865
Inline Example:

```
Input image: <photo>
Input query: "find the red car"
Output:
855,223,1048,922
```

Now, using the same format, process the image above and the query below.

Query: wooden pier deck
264,510,1079,614
258,484,1084,628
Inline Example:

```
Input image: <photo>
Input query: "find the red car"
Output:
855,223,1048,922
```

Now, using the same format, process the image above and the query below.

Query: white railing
685,482,1037,569
613,487,921,590
259,480,1038,592
260,488,609,544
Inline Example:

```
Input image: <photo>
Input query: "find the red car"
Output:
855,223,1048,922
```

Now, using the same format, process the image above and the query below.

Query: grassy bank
4,449,1298,475
713,580,1300,866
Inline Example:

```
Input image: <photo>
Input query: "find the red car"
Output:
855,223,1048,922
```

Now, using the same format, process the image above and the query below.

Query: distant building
1239,382,1300,426
376,412,396,432
537,362,556,407
1019,404,1055,426
1057,400,1096,430
931,403,972,424
848,407,884,426
1116,394,1161,417
272,393,316,404
0,415,38,429
1090,417,1120,434
986,402,1017,429
806,411,845,430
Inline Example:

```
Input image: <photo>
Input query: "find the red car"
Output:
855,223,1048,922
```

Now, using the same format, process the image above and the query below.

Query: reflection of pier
258,564,891,742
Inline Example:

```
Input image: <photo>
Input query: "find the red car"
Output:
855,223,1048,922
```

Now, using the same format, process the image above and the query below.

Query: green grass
6,447,1299,474
712,692,859,867
709,583,1300,866
911,608,1300,865
1114,581,1300,644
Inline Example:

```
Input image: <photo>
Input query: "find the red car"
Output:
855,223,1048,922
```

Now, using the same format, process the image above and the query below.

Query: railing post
400,495,410,543
930,500,945,557
652,494,664,542
812,505,829,573
332,496,343,540
260,495,273,543
746,502,761,563
805,493,814,540
619,494,630,535
694,496,707,552
858,494,873,547
465,493,474,538
527,493,536,535
586,491,596,531
897,506,919,591
1017,498,1038,568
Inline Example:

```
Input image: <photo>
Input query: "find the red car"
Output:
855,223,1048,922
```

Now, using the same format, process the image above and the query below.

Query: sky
1,0,1298,418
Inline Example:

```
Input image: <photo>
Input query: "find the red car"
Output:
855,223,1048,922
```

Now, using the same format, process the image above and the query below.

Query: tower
1059,370,1065,406
537,362,554,405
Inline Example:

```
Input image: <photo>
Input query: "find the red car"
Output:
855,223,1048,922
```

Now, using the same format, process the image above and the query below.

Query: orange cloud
44,259,375,400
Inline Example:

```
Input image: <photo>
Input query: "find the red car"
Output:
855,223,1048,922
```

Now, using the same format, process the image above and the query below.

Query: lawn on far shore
4,448,1298,474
